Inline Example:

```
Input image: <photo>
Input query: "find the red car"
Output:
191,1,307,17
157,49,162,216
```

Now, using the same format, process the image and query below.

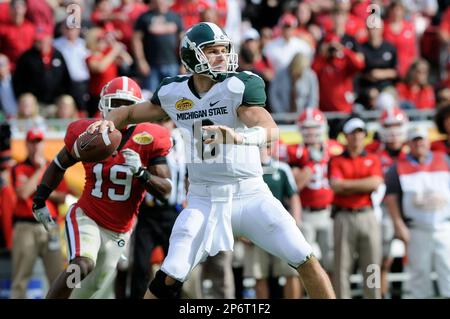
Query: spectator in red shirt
85,27,132,117
0,0,35,70
396,59,436,110
0,1,10,24
318,0,367,44
25,0,54,35
10,128,67,299
313,33,364,114
350,0,371,21
0,132,15,251
171,0,211,29
213,0,227,28
329,117,383,299
383,0,417,78
111,0,148,51
91,0,114,28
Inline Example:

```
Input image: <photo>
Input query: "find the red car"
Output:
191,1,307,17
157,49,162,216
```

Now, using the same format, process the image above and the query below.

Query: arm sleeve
385,164,401,195
150,77,173,106
282,166,298,197
238,72,267,106
390,46,398,69
55,178,69,194
150,91,160,106
287,146,299,167
344,48,365,74
148,127,172,166
11,164,24,188
63,120,92,153
311,55,326,74
133,14,145,32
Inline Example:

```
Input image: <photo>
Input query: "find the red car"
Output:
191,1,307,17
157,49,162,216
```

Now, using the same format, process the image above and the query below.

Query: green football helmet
180,22,238,81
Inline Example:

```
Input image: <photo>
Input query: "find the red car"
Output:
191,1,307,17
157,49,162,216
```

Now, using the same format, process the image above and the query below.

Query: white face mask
308,146,324,161
301,125,327,145
381,124,407,144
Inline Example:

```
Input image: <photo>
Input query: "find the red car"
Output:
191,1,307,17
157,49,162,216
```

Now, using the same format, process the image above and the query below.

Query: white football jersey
152,71,267,184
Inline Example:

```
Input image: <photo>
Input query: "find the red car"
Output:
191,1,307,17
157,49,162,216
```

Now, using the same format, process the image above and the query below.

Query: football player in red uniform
366,107,408,298
284,109,342,273
32,77,173,298
366,108,409,171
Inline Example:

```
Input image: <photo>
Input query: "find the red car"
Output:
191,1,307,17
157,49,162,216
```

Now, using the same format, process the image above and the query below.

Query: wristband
240,126,267,146
136,167,150,181
33,184,53,208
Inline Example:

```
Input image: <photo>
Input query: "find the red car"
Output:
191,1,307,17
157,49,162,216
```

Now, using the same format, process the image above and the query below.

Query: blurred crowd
0,0,449,128
1,0,450,300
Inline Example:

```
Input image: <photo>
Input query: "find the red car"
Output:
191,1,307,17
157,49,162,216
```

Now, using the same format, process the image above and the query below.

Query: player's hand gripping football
87,120,115,134
202,125,243,145
122,148,143,176
32,203,55,232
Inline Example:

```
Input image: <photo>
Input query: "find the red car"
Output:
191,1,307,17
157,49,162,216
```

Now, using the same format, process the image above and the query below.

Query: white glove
122,148,143,176
32,204,55,232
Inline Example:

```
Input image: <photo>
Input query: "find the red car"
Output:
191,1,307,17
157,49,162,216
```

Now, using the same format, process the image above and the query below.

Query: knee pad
149,270,183,299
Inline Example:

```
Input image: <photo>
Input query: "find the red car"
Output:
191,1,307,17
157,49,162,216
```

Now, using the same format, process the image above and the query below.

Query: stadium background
1,0,450,299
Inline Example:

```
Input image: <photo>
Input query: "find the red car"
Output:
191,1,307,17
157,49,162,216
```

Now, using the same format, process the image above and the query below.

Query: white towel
193,184,234,266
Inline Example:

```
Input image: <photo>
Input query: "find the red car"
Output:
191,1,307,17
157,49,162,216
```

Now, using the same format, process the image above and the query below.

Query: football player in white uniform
89,22,335,299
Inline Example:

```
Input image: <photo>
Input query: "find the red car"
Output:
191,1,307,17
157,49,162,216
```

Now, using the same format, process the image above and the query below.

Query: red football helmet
379,107,409,144
98,76,143,118
297,108,328,145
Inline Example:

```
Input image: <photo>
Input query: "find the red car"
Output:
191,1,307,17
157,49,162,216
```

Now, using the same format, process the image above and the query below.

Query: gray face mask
308,146,324,162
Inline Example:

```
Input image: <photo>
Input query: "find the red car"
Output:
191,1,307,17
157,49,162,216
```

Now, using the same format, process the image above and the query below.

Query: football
71,129,122,162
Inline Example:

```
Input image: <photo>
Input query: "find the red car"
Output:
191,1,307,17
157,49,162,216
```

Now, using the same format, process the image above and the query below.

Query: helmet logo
175,98,194,111
132,132,154,145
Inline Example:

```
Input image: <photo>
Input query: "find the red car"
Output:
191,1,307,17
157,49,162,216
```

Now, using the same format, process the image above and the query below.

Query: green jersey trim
234,71,266,106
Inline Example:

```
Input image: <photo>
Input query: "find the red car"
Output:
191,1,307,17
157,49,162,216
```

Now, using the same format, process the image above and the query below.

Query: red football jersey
286,140,342,208
64,119,172,232
365,141,407,173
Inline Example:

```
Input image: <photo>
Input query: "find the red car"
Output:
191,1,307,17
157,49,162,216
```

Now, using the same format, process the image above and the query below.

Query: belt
303,206,329,212
13,216,40,224
189,176,265,196
334,206,372,213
